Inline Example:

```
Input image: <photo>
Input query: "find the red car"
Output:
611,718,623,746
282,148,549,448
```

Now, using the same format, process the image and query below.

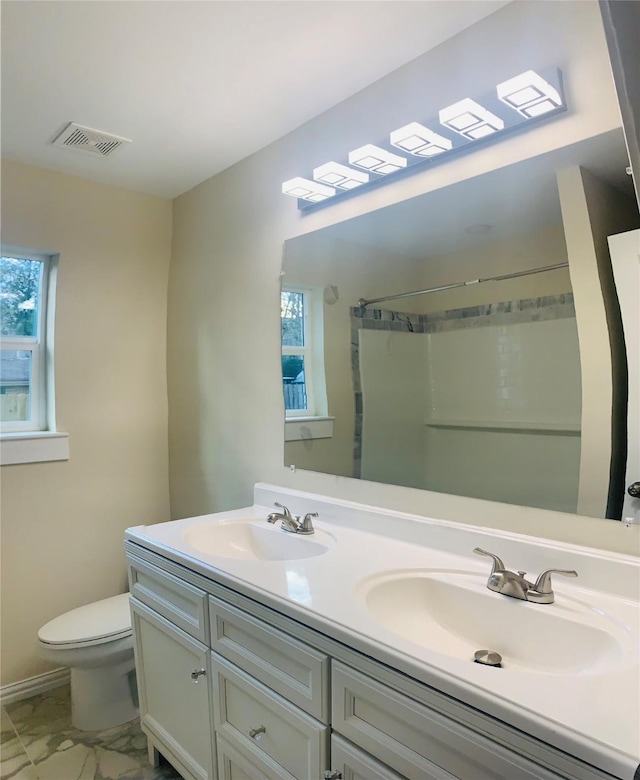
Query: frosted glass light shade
282,177,335,202
390,122,453,157
348,144,407,174
497,70,562,118
313,161,369,189
439,98,504,139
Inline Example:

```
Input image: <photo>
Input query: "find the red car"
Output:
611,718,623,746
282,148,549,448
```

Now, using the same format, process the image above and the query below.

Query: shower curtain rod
357,262,569,308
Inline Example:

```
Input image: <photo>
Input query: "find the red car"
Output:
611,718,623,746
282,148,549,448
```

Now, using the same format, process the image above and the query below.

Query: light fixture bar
439,98,504,140
497,70,563,118
348,144,407,174
313,161,369,190
284,66,565,210
390,122,453,157
282,177,335,202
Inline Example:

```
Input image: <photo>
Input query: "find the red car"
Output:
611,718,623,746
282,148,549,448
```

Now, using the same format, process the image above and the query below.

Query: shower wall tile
349,292,576,477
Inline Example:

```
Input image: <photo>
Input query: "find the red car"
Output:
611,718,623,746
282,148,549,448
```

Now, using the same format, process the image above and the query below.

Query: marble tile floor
1,686,183,780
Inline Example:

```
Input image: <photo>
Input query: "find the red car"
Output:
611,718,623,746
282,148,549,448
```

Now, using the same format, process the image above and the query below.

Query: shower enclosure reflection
352,270,581,513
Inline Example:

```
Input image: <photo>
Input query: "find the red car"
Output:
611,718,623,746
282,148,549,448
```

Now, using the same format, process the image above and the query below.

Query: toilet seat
38,593,131,648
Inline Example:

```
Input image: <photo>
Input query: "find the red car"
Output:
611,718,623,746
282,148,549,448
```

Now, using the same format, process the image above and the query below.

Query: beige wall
0,161,172,685
168,0,640,555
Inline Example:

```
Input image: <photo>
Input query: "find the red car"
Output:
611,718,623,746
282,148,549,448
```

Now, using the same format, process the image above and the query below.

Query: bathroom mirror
281,129,639,518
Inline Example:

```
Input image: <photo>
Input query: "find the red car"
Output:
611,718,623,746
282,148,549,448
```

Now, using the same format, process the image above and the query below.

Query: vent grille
51,123,131,158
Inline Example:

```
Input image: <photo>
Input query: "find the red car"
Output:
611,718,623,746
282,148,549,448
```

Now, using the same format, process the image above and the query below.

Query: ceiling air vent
51,123,131,158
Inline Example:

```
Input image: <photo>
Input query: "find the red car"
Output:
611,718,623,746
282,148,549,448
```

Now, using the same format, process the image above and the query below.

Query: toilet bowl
38,593,137,731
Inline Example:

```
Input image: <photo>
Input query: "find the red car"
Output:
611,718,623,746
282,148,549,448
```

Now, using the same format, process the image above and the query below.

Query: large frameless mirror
281,130,639,518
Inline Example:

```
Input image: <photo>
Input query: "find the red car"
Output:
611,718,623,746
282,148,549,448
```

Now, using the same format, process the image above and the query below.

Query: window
1,251,50,432
281,288,316,417
280,287,332,441
0,247,66,464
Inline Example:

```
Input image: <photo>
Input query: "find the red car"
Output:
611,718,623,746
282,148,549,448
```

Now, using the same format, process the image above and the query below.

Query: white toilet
37,593,137,731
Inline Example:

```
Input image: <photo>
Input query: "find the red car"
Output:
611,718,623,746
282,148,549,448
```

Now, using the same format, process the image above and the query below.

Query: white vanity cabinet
126,545,625,780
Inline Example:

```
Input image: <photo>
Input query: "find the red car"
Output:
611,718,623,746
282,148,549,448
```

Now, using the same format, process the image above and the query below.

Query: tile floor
0,686,183,780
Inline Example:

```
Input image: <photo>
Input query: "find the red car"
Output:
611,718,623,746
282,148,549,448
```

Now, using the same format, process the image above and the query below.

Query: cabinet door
131,599,214,780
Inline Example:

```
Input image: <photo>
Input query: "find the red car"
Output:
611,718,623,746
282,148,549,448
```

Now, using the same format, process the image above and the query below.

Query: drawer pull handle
248,725,266,739
190,669,206,683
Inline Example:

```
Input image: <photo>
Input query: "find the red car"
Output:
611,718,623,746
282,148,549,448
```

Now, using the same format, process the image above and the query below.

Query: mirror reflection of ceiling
321,131,631,263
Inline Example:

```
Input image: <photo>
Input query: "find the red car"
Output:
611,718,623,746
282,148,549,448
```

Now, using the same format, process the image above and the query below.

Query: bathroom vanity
124,484,640,780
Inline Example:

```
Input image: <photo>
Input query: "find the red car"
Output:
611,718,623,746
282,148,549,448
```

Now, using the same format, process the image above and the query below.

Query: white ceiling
1,0,510,199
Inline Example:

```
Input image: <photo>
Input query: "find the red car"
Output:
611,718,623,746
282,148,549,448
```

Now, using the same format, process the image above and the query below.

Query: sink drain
473,649,503,667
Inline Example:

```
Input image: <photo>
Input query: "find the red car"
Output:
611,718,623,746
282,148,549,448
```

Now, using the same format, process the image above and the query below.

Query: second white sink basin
183,518,335,561
357,569,633,675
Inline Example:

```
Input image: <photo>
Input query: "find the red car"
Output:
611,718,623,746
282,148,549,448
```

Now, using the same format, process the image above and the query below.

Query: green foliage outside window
0,257,41,337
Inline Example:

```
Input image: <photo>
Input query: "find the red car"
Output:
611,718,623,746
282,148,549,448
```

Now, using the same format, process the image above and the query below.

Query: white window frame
0,247,67,464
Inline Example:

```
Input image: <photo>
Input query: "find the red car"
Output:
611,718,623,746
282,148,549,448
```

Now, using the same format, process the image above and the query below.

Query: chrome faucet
266,502,317,535
473,548,577,604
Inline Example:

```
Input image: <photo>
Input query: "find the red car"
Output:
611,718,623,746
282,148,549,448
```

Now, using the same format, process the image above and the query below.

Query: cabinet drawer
331,734,419,780
209,595,329,721
332,662,562,780
217,736,294,780
211,652,328,780
128,554,208,643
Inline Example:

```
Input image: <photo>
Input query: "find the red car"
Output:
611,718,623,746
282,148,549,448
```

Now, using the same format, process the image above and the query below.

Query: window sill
0,431,70,465
284,416,334,442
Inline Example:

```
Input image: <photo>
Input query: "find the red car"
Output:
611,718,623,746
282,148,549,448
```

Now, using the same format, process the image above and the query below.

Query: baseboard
0,668,70,706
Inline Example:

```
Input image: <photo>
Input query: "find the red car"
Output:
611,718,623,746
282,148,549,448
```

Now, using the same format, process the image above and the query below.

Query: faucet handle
274,502,293,519
532,568,578,595
473,547,506,574
299,512,318,534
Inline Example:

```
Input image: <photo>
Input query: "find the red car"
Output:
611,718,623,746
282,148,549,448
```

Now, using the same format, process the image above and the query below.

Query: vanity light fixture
282,177,335,202
313,161,369,190
348,144,408,175
283,66,565,211
390,122,453,157
497,70,563,118
439,98,504,140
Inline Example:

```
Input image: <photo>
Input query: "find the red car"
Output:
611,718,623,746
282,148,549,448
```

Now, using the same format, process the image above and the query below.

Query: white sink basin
182,518,335,561
357,569,633,675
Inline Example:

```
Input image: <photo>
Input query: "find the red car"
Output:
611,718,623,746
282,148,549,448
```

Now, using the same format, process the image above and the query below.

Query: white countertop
125,483,640,780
